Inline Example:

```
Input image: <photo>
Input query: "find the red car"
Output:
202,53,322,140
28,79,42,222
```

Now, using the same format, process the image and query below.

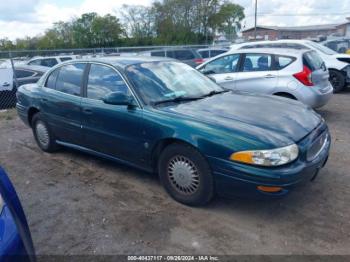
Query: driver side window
203,54,240,74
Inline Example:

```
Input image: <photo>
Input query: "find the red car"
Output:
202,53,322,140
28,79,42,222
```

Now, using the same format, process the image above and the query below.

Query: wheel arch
273,92,297,100
27,107,40,127
150,137,199,172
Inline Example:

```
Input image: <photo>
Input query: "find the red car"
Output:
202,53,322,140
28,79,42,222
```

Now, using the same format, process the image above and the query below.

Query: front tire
329,69,345,93
158,143,214,206
32,113,59,152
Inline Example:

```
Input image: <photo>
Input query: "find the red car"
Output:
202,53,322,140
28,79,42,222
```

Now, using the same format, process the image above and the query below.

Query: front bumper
341,65,350,83
209,124,331,199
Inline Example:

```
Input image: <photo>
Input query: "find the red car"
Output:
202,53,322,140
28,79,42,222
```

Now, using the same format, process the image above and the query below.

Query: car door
0,68,13,91
234,53,278,94
40,63,86,145
198,54,240,89
81,63,144,164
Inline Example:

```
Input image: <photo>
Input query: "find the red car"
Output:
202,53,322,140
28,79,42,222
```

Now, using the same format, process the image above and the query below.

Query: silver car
196,48,333,108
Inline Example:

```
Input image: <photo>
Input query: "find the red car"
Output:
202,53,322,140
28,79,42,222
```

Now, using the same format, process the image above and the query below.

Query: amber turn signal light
257,186,283,193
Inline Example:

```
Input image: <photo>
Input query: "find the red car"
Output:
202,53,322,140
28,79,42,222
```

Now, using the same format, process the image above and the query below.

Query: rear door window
275,55,295,70
55,63,85,96
242,54,272,72
303,51,324,71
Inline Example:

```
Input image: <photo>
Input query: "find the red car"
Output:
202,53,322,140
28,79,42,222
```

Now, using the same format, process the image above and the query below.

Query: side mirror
102,92,135,107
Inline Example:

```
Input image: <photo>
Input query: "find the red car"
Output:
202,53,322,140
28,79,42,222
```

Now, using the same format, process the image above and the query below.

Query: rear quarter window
45,69,60,89
275,55,296,70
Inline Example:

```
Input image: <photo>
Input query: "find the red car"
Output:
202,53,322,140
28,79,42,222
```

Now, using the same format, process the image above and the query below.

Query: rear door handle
2,82,10,87
83,108,93,115
41,98,48,102
264,74,276,78
224,76,234,81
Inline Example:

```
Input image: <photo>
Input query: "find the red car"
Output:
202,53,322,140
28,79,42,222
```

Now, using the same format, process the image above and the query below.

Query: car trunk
303,51,330,91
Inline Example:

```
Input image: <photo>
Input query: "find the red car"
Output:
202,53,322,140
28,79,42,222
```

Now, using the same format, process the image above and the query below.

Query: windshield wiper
199,89,229,98
152,95,201,106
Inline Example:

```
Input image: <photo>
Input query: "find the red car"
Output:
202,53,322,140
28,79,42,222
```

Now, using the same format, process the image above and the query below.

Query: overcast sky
0,0,349,40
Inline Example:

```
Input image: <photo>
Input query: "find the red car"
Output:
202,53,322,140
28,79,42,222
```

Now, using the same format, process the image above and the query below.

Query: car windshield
126,61,224,105
307,41,337,55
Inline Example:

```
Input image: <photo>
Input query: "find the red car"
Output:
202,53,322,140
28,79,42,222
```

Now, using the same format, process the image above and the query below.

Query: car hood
158,92,322,146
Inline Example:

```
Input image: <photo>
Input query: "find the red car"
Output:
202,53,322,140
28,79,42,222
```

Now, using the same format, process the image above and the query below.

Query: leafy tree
210,2,245,41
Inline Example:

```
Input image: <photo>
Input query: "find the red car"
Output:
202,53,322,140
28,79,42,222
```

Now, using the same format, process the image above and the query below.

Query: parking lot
0,91,349,255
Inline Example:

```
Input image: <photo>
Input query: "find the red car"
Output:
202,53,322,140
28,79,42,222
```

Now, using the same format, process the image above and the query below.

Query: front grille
307,132,329,161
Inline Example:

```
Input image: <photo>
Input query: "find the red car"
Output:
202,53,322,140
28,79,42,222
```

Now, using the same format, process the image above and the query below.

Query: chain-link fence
0,44,209,110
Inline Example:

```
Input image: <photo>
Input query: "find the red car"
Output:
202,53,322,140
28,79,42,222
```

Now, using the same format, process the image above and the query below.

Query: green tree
209,2,245,41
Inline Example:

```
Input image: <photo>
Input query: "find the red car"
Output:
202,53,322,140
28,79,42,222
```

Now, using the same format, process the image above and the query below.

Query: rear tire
329,69,345,93
158,143,214,206
32,113,59,152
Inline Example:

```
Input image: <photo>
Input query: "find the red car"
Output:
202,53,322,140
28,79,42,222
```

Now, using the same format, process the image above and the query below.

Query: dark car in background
16,57,330,206
0,167,35,261
139,48,204,67
197,48,228,60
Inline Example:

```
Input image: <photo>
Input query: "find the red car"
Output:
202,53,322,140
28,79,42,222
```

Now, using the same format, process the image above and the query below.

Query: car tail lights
194,58,204,65
293,66,314,86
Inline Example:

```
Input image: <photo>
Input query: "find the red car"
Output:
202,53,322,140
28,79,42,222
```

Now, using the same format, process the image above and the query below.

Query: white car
196,48,333,108
230,40,350,92
25,55,77,68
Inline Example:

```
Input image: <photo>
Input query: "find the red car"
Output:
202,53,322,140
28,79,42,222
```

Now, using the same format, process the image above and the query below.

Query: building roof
242,24,342,33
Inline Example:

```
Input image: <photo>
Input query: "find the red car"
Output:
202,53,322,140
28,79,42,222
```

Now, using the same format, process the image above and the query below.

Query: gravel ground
0,92,349,256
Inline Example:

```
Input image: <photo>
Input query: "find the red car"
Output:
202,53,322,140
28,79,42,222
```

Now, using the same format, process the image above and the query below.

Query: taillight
293,65,313,86
194,58,204,65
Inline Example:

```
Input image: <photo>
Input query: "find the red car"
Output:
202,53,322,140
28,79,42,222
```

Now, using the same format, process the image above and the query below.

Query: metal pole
254,0,258,40
9,51,18,90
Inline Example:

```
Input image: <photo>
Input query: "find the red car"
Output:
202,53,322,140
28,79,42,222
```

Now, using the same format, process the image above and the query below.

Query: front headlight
230,144,299,166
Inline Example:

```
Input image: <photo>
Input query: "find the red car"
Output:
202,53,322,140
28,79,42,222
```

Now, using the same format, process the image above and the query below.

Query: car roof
226,48,308,56
197,48,228,51
29,55,75,60
62,56,176,68
14,64,50,72
231,39,313,48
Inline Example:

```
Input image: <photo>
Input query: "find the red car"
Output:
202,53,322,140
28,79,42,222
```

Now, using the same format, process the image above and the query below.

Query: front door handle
264,74,276,78
41,98,48,102
2,82,10,87
83,108,93,115
224,76,234,81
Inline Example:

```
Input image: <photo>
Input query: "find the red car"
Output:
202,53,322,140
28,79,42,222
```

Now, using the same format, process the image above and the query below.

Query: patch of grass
0,109,17,121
